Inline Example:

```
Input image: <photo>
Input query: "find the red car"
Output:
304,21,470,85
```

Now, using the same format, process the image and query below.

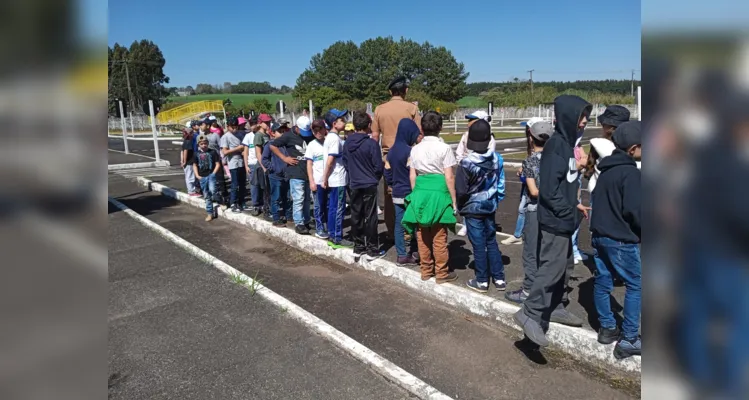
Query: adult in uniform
371,76,422,240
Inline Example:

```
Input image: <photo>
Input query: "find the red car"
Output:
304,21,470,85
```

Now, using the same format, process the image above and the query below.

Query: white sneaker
377,207,383,215
501,236,523,245
574,256,582,265
457,226,467,236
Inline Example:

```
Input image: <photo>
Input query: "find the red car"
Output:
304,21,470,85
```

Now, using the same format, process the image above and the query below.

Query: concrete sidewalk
130,174,640,373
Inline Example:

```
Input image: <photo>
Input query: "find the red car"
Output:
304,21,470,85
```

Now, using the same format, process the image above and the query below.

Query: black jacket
590,150,641,243
342,132,383,190
538,95,592,236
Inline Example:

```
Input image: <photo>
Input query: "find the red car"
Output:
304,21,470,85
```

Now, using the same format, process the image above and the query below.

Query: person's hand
577,203,592,219
310,181,317,192
516,168,522,177
386,186,392,195
181,162,186,169
452,202,458,215
322,180,328,190
284,156,299,166
576,154,588,171
196,175,202,180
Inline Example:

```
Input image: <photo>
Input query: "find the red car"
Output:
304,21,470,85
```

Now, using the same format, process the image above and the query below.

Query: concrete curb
135,176,641,374
108,196,453,400
108,134,182,141
108,160,171,171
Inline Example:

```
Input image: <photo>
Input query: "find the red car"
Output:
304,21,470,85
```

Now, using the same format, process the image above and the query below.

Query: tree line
168,82,294,96
480,80,637,108
466,79,641,97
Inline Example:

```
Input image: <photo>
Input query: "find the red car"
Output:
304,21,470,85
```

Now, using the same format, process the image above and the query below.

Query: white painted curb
108,160,171,171
135,177,641,374
108,196,453,400
108,134,181,141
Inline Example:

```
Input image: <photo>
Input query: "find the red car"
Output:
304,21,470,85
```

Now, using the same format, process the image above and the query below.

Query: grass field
456,96,484,108
440,131,524,144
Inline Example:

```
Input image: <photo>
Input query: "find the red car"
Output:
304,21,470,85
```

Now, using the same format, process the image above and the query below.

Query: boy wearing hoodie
342,111,384,260
262,124,293,227
384,119,423,265
591,121,642,359
514,95,592,347
456,119,507,293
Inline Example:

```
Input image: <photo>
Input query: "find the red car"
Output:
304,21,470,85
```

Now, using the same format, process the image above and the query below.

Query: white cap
589,138,616,159
296,116,312,136
208,115,217,121
185,121,192,128
466,110,490,122
524,117,544,127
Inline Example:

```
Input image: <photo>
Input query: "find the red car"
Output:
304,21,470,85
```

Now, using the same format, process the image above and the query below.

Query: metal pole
119,100,129,153
280,100,285,118
538,104,541,117
637,86,642,121
149,100,160,161
309,100,314,120
454,116,457,132
129,112,135,133
500,109,504,127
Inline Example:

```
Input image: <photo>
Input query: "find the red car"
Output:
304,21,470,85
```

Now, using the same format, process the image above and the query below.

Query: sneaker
329,239,355,249
315,231,330,239
598,327,621,345
279,218,288,225
365,249,386,261
436,272,459,284
505,289,528,304
220,204,228,211
295,225,310,235
493,279,507,291
501,236,523,245
205,214,214,222
466,279,489,293
513,309,549,347
189,193,201,197
231,205,241,214
252,208,262,216
377,207,383,215
614,337,641,359
550,307,584,327
457,225,467,236
272,220,285,227
396,255,418,266
574,255,582,265
353,247,366,257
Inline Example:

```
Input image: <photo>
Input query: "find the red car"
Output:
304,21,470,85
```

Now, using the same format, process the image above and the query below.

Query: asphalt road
109,174,638,399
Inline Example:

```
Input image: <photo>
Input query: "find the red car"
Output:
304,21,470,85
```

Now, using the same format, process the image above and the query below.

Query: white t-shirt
241,131,258,165
410,136,457,175
304,139,326,184
323,132,348,187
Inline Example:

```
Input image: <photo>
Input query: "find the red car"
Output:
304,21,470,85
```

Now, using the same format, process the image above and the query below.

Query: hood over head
394,118,421,147
553,95,592,147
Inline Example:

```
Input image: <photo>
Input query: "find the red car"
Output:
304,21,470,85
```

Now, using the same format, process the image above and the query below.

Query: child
384,119,422,265
221,117,247,213
456,119,507,292
322,110,353,248
262,124,293,226
590,121,642,359
514,95,591,348
596,105,631,140
192,135,222,222
505,121,552,303
181,129,199,197
305,120,330,239
401,111,458,283
270,116,312,235
250,114,274,216
341,111,384,260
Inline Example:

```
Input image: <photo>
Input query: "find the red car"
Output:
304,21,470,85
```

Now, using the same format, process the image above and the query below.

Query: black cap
612,121,642,151
388,76,408,91
597,105,631,127
467,119,493,152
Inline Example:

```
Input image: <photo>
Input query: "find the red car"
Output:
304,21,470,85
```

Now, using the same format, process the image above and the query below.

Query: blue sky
108,0,641,88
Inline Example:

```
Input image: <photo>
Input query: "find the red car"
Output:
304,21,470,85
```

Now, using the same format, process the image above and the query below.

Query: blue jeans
513,185,527,238
269,176,292,221
592,236,641,340
572,226,581,259
465,215,505,283
229,167,247,206
199,174,217,215
394,203,417,257
314,187,328,235
289,179,311,226
249,164,263,208
327,187,346,242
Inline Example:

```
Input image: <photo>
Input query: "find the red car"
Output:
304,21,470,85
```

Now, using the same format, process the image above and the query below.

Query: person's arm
538,151,576,219
255,146,264,170
621,171,642,241
383,159,393,188
270,144,298,166
261,145,272,172
409,166,417,190
370,110,380,143
211,151,221,175
496,153,505,204
193,163,201,179
322,137,339,189
444,167,457,211
181,149,187,168
371,143,384,181
526,178,539,198
225,145,244,156
307,159,317,191
455,133,468,162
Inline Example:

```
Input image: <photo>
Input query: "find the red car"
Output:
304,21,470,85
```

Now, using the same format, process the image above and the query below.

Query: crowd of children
180,96,642,360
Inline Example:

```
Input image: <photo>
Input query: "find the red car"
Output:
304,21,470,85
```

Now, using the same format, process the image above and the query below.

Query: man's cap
324,109,348,127
521,117,544,127
465,110,491,122
296,116,313,137
227,116,239,126
197,134,209,143
529,121,553,141
612,121,642,150
388,76,409,91
597,105,631,127
258,114,273,123
467,119,493,152
345,122,355,131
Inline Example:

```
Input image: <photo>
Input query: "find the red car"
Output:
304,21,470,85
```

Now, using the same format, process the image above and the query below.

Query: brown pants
417,225,449,279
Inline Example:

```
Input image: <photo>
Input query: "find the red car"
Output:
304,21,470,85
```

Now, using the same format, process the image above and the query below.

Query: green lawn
168,93,294,104
457,96,485,108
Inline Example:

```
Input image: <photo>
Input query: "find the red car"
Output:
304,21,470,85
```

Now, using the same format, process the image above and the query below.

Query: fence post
149,100,161,161
637,86,642,121
500,108,504,127
454,116,457,132
119,101,129,153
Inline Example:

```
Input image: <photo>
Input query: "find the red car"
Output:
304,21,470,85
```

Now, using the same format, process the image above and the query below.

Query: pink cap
238,117,247,125
210,127,221,134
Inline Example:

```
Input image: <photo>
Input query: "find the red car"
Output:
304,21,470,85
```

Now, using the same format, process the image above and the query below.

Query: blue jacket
342,132,383,190
456,150,505,217
384,119,421,199
262,139,288,179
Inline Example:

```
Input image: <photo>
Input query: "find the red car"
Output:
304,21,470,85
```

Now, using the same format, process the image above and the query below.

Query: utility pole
528,69,535,105
630,69,635,97
124,61,134,112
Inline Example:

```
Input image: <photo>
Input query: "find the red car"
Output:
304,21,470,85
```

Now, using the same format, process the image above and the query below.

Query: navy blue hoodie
384,119,420,199
261,139,288,179
538,95,592,236
590,147,641,243
342,132,383,190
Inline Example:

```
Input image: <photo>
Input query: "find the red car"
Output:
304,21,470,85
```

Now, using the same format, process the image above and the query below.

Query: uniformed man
371,76,422,241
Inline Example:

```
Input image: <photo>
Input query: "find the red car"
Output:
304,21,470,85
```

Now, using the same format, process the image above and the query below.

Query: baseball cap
521,117,544,127
345,122,354,131
258,114,273,123
296,116,312,137
529,121,553,141
276,117,290,126
237,117,247,125
208,115,217,121
465,110,490,122
185,121,193,128
612,121,642,151
201,118,211,125
197,134,209,143
324,109,348,127
467,119,493,152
